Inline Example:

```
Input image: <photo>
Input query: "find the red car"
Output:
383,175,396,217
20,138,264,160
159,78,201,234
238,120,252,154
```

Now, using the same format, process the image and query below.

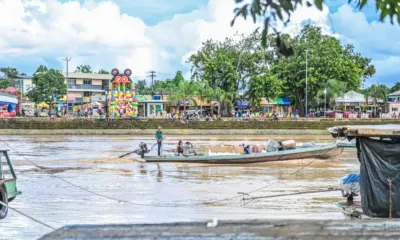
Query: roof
328,124,400,137
388,90,400,96
336,91,383,103
62,72,113,80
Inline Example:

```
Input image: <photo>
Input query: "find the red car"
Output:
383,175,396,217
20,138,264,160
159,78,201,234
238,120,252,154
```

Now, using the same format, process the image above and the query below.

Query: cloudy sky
0,0,398,86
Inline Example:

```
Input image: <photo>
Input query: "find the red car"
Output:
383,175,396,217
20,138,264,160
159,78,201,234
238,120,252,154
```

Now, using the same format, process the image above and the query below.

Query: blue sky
0,0,398,87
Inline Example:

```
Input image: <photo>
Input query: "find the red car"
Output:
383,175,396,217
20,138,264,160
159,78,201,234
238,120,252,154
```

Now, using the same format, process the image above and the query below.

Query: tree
248,70,282,108
75,65,93,73
232,0,400,55
35,65,48,74
27,69,67,103
271,25,375,116
212,87,235,117
364,84,390,112
97,69,109,74
169,80,197,112
193,81,213,115
391,82,400,93
189,31,275,95
172,71,185,86
0,67,20,89
135,80,149,95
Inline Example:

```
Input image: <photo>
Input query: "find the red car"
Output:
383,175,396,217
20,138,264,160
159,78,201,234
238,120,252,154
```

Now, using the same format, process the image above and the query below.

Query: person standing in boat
155,126,164,157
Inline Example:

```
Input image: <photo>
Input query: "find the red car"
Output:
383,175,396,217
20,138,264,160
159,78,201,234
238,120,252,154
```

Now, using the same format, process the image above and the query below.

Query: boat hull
145,144,343,164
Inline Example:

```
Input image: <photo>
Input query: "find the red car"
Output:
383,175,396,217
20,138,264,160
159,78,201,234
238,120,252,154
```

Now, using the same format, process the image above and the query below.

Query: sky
0,0,399,87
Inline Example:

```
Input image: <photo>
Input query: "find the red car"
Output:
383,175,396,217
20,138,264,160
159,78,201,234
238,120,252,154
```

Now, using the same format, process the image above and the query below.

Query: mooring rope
0,200,56,230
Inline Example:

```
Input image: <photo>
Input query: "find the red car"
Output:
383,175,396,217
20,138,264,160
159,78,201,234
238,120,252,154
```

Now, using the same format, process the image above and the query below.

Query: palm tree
169,80,197,112
193,81,213,116
212,87,235,117
324,79,347,110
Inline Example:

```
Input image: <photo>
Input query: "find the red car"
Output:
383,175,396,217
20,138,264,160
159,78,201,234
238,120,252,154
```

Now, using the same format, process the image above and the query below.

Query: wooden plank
40,220,400,239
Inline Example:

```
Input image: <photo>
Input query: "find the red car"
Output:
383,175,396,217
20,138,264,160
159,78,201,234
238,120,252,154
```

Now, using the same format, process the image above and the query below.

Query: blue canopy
235,101,249,108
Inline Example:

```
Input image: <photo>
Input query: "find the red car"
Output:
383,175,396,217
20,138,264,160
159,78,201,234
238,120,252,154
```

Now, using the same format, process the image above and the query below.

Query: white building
388,91,400,114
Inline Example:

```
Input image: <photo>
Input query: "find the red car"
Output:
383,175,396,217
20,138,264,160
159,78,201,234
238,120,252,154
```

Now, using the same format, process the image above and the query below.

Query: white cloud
330,4,400,86
8,0,394,86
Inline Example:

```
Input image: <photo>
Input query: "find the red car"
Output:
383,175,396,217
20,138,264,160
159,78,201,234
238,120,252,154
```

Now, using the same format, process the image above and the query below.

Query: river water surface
0,135,359,239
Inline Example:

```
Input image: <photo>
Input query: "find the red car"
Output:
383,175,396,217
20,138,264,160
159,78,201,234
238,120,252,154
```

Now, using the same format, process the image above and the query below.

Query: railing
68,85,102,90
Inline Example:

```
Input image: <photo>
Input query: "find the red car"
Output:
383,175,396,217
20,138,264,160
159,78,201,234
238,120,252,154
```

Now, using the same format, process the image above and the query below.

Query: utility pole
148,71,156,97
305,50,308,118
62,57,71,113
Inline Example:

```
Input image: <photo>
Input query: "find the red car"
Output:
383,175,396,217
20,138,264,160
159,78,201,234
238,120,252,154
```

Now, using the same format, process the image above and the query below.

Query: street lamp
323,88,327,118
238,90,244,118
104,87,109,118
305,49,308,118
62,57,71,113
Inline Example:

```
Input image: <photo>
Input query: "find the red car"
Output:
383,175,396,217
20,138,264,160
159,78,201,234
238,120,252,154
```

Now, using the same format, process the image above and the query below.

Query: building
335,91,383,111
388,91,400,114
62,72,113,105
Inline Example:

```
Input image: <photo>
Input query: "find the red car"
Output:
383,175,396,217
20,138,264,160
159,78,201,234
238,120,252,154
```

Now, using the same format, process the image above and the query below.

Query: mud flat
41,219,400,239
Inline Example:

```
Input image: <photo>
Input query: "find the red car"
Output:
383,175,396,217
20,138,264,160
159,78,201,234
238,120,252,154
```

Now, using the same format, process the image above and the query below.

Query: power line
0,200,55,230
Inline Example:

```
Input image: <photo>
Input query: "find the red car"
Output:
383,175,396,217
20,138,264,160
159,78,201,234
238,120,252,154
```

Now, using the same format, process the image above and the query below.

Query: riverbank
1,118,399,134
1,129,332,138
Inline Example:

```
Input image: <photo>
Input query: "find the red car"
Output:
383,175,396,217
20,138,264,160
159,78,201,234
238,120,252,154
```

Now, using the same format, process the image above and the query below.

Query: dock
40,219,400,239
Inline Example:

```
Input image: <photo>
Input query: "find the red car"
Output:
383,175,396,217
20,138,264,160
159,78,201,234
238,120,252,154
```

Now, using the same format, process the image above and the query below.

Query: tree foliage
35,65,48,74
97,69,109,74
0,67,19,89
75,65,93,73
28,68,67,103
232,0,400,55
271,25,375,115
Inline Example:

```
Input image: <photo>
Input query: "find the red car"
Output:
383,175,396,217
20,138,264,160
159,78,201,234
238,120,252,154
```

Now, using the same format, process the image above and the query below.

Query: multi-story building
62,72,113,104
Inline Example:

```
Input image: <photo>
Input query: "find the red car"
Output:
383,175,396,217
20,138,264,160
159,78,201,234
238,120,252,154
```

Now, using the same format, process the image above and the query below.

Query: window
68,79,76,85
392,108,398,112
83,79,92,85
84,92,92,97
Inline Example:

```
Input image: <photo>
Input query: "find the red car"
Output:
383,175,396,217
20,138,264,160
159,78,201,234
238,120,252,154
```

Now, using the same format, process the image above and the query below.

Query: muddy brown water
0,135,359,240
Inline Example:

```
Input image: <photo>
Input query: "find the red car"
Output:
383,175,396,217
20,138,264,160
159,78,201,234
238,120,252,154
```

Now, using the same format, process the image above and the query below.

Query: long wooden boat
144,143,342,164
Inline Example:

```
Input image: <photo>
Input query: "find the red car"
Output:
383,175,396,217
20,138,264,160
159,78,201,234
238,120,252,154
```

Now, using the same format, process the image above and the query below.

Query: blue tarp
7,103,16,112
235,101,249,108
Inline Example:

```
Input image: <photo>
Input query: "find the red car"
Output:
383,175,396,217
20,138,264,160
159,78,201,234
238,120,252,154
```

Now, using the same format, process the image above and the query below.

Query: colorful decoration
108,68,138,118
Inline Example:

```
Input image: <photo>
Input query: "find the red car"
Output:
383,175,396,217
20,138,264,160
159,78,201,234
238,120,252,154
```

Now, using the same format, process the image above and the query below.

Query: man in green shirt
155,126,164,156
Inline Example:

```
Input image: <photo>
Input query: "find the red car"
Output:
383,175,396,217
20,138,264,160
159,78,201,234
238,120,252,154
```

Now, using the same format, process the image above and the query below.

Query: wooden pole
388,178,392,219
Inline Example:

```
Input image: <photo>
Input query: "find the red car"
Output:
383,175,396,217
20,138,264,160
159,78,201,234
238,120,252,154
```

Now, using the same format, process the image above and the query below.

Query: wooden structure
145,143,342,164
0,150,21,219
41,220,400,239
329,124,400,138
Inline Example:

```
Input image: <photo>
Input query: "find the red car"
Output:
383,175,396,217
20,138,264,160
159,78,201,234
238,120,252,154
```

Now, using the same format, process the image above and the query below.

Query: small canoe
145,143,342,164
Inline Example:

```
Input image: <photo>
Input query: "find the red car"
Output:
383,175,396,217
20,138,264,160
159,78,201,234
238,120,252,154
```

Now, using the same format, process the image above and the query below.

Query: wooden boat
0,150,22,219
145,143,342,164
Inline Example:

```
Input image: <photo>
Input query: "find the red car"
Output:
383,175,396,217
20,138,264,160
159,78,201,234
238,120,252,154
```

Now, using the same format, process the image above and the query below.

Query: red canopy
0,87,18,95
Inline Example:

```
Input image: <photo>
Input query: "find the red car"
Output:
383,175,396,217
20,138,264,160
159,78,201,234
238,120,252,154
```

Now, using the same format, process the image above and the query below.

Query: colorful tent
37,102,49,108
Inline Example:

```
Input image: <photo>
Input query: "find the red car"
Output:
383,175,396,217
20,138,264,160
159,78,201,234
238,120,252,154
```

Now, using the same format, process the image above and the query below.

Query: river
0,135,359,239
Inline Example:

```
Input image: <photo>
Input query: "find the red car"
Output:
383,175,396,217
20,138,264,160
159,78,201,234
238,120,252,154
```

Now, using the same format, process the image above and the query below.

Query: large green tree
232,0,400,55
271,25,375,116
75,65,93,73
27,68,67,103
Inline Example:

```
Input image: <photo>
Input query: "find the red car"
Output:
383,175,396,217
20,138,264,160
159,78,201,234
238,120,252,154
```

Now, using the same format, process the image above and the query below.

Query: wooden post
388,178,392,219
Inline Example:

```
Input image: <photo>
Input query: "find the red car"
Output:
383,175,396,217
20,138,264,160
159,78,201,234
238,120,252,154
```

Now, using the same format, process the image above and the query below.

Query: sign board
91,95,106,101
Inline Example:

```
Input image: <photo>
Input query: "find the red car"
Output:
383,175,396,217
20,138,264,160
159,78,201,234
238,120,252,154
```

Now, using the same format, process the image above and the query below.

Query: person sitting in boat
176,140,184,156
244,145,250,154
